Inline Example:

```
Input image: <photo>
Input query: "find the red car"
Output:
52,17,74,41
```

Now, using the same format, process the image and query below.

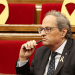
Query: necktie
47,52,57,75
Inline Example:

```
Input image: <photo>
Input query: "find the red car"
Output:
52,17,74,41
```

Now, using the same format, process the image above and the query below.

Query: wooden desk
7,0,63,4
0,24,75,32
0,33,42,41
0,25,75,40
0,25,41,32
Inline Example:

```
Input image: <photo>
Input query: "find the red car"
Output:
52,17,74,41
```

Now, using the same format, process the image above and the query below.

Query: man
16,10,75,75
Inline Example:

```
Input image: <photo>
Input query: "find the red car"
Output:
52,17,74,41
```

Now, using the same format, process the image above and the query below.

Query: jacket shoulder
35,46,49,54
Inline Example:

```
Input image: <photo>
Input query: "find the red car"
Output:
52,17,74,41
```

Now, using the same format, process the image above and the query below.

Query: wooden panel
7,0,63,4
0,25,75,32
72,34,75,39
0,25,75,41
0,25,41,32
0,33,75,41
0,33,42,41
35,8,41,24
71,25,75,32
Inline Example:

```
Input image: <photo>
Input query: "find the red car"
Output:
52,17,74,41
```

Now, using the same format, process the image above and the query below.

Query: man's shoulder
38,46,48,49
68,39,75,45
33,46,50,60
35,46,50,55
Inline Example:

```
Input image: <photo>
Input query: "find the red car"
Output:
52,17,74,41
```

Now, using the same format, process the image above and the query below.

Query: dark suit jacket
16,39,75,75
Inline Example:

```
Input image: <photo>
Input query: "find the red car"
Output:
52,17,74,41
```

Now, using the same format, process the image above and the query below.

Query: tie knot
51,52,57,58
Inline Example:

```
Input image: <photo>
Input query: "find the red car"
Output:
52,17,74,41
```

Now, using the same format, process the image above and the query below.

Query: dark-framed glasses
38,27,58,34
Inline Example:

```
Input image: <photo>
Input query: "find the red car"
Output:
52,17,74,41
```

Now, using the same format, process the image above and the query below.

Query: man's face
41,15,66,47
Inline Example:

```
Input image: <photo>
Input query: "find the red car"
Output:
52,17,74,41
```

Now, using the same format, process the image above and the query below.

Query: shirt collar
55,39,67,55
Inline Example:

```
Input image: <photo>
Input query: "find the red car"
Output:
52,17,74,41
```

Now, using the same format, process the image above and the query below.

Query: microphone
23,40,42,49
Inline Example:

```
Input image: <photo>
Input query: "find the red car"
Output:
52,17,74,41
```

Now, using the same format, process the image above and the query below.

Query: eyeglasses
38,27,58,34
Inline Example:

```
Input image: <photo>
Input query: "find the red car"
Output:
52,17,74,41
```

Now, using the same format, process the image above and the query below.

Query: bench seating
0,40,42,74
6,4,35,24
40,3,62,24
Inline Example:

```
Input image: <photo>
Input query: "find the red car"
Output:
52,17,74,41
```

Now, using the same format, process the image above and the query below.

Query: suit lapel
54,49,69,75
39,48,51,75
54,39,73,75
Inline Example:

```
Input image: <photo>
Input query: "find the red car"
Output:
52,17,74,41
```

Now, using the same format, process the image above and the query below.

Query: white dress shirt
44,39,67,75
17,40,67,75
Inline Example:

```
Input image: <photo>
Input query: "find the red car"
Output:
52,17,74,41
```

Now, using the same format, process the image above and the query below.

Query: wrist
19,57,28,62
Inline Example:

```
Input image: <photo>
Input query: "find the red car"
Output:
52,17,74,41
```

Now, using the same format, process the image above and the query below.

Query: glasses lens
45,27,51,33
38,28,43,33
38,27,57,34
38,27,51,34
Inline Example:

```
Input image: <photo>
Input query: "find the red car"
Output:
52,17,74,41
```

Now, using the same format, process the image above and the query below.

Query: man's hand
19,40,37,62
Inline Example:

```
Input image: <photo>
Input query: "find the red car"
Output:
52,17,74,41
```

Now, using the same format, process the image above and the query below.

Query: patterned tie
47,52,57,75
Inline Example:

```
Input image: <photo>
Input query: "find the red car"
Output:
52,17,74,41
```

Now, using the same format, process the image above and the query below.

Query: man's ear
61,28,67,38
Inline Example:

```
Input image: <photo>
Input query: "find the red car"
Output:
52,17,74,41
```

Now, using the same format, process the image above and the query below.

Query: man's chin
42,41,49,46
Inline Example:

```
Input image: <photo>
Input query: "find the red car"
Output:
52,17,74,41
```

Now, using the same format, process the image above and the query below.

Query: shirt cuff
16,59,29,67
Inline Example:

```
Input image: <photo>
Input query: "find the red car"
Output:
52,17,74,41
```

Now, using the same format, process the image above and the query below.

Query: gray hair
45,10,72,39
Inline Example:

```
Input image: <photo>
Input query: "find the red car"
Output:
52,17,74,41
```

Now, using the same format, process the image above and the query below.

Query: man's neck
48,38,67,52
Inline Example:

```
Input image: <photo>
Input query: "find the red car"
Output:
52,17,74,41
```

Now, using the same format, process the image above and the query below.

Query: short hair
45,10,72,39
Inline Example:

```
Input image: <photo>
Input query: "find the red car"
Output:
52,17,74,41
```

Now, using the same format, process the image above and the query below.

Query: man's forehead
43,15,57,21
42,15,57,27
42,15,57,24
41,24,57,28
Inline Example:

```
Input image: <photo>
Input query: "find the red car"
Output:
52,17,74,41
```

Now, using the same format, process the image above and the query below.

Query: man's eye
46,28,50,30
40,28,43,31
